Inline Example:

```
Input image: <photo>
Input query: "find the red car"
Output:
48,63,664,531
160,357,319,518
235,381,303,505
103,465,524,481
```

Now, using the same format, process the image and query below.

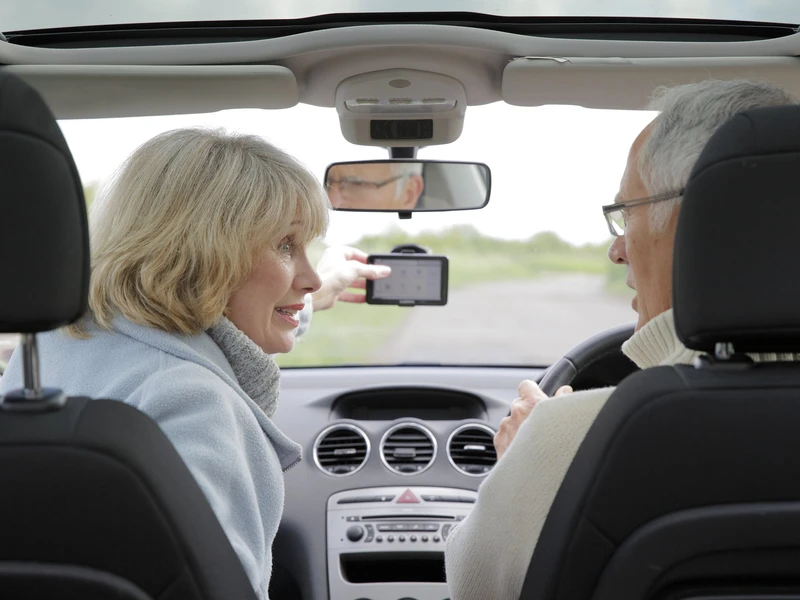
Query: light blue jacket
0,317,302,599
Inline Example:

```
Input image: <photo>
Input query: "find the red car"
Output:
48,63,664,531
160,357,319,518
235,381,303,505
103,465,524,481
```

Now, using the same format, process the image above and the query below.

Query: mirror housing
324,160,491,216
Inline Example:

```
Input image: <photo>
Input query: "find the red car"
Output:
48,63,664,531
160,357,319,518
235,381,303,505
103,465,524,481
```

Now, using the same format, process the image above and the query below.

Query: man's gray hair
391,161,424,198
641,79,798,230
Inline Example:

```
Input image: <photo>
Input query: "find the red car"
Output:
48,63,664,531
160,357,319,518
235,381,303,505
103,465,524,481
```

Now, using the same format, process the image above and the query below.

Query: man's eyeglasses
602,189,684,236
326,174,406,197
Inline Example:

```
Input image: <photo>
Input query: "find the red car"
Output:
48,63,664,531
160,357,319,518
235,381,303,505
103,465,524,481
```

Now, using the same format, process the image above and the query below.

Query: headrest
674,104,800,353
0,72,89,333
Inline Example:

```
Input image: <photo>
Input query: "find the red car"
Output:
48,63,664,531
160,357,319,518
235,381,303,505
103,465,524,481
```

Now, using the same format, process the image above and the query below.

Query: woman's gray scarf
206,316,280,418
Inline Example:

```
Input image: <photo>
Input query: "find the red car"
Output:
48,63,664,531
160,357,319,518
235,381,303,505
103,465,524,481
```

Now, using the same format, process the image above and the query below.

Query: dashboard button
409,523,423,531
345,516,360,521
421,494,442,502
377,524,393,532
387,535,395,542
421,535,429,542
337,496,378,504
377,495,395,502
442,524,452,540
397,489,420,503
392,523,409,531
346,526,364,542
399,535,406,542
376,536,383,543
423,524,439,531
433,535,441,542
410,535,418,542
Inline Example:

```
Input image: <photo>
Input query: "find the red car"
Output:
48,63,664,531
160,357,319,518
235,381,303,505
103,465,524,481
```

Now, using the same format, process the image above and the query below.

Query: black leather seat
0,72,258,600
519,104,800,600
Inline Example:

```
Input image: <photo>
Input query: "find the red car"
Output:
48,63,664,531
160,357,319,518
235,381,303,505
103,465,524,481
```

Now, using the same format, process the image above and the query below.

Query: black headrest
0,72,89,333
674,104,800,353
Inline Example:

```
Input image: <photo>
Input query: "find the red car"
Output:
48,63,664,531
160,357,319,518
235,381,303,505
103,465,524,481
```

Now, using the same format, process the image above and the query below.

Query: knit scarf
206,316,280,418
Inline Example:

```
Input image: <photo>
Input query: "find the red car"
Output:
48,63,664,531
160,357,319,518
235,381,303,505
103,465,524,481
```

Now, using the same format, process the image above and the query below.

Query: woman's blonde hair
69,128,328,336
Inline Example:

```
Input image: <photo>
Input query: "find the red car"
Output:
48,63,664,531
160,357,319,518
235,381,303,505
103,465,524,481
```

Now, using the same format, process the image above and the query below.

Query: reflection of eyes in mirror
324,160,491,213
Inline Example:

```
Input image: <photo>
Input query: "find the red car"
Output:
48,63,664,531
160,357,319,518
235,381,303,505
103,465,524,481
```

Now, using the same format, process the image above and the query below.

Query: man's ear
402,174,425,208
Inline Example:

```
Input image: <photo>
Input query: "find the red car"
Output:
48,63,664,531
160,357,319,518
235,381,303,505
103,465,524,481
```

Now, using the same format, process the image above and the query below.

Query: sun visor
1,65,299,119
502,56,800,110
335,69,466,147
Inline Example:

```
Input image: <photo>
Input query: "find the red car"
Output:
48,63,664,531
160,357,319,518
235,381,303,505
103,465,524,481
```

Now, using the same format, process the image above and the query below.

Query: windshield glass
2,0,797,32
6,102,649,369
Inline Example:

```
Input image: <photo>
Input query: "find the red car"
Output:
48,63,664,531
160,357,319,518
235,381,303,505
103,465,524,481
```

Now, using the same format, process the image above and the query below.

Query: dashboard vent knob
380,423,437,475
447,424,497,476
313,424,370,477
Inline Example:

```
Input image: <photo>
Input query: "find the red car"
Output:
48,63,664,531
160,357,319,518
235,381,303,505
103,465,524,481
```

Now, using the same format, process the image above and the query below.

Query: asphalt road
371,273,636,366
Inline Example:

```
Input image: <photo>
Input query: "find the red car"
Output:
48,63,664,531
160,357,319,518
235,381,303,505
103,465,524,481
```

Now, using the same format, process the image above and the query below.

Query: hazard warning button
397,489,420,504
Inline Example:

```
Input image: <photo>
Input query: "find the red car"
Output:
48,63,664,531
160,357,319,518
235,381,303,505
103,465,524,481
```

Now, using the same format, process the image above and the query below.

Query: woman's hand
311,246,391,311
494,380,573,460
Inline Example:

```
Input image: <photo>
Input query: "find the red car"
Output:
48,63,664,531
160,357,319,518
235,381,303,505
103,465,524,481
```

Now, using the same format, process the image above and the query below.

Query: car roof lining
1,24,799,119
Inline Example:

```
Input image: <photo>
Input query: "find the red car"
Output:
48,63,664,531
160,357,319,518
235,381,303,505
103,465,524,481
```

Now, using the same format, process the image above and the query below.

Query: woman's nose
297,256,322,293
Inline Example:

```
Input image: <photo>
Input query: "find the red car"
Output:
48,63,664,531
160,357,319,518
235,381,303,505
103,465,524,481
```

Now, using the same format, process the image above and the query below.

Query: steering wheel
538,323,637,396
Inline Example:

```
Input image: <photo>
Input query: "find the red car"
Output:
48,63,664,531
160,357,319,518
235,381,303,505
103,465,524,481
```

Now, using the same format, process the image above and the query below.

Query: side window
0,334,17,371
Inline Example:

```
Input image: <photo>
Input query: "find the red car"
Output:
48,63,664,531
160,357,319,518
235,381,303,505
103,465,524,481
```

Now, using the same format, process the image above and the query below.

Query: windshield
2,0,798,32
4,102,647,369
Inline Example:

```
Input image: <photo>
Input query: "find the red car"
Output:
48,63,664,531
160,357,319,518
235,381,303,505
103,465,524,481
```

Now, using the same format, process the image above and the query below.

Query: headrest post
21,333,42,399
715,342,735,361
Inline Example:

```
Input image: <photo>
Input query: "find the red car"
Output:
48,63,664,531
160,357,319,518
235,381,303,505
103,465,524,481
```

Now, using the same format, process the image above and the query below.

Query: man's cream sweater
444,309,702,600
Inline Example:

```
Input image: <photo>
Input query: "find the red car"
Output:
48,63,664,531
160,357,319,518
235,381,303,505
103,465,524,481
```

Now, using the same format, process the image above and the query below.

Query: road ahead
371,273,635,366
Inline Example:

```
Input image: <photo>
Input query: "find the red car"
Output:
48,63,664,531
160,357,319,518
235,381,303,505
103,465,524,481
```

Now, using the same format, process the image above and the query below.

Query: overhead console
335,69,466,147
501,56,800,110
327,486,476,600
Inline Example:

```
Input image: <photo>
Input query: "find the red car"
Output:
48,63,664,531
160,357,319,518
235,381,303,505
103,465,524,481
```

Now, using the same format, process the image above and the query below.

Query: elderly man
444,79,798,600
326,162,424,210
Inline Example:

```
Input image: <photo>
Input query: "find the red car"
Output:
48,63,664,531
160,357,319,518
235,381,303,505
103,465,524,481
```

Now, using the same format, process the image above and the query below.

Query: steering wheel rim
538,323,636,396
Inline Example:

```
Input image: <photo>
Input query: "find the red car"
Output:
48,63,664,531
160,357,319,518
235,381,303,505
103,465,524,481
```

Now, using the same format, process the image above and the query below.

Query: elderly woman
0,128,368,599
444,79,799,600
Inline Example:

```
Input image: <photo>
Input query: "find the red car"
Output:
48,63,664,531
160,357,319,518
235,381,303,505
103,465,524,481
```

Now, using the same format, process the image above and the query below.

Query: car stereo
327,486,476,600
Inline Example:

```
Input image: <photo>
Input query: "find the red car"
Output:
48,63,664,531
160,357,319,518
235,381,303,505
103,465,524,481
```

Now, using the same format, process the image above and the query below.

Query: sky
58,103,656,248
2,0,798,31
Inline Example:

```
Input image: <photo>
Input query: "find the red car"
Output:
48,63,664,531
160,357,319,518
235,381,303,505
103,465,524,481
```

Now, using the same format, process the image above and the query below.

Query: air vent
380,423,437,476
313,424,370,477
447,424,497,477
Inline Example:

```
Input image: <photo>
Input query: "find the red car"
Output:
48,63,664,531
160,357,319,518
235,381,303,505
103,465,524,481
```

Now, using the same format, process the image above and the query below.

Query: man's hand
494,380,573,460
311,246,391,312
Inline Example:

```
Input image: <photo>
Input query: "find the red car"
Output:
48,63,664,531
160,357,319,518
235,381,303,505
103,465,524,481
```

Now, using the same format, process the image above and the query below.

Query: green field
276,227,632,367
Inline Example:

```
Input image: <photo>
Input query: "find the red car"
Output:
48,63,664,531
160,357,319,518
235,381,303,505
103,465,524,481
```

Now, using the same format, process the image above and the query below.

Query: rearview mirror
324,160,491,214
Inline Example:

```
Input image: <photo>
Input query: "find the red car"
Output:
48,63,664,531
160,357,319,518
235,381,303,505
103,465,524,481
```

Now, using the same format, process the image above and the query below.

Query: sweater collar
206,316,280,418
621,309,701,369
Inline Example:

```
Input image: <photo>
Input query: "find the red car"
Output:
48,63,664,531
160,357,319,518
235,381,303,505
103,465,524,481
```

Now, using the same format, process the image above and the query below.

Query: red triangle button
397,489,420,504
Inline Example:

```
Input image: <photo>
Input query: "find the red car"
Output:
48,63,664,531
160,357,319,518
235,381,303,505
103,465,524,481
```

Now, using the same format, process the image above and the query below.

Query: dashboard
270,365,544,600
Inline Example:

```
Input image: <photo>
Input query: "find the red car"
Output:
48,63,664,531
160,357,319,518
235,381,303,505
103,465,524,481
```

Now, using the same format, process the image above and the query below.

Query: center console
327,486,477,600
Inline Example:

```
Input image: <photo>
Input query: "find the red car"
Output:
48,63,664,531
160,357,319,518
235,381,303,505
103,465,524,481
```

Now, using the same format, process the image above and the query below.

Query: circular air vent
447,424,497,477
313,424,370,477
380,423,437,476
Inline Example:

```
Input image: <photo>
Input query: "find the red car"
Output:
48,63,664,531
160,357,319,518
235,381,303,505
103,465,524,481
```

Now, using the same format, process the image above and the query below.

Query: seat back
520,104,800,600
0,72,257,600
